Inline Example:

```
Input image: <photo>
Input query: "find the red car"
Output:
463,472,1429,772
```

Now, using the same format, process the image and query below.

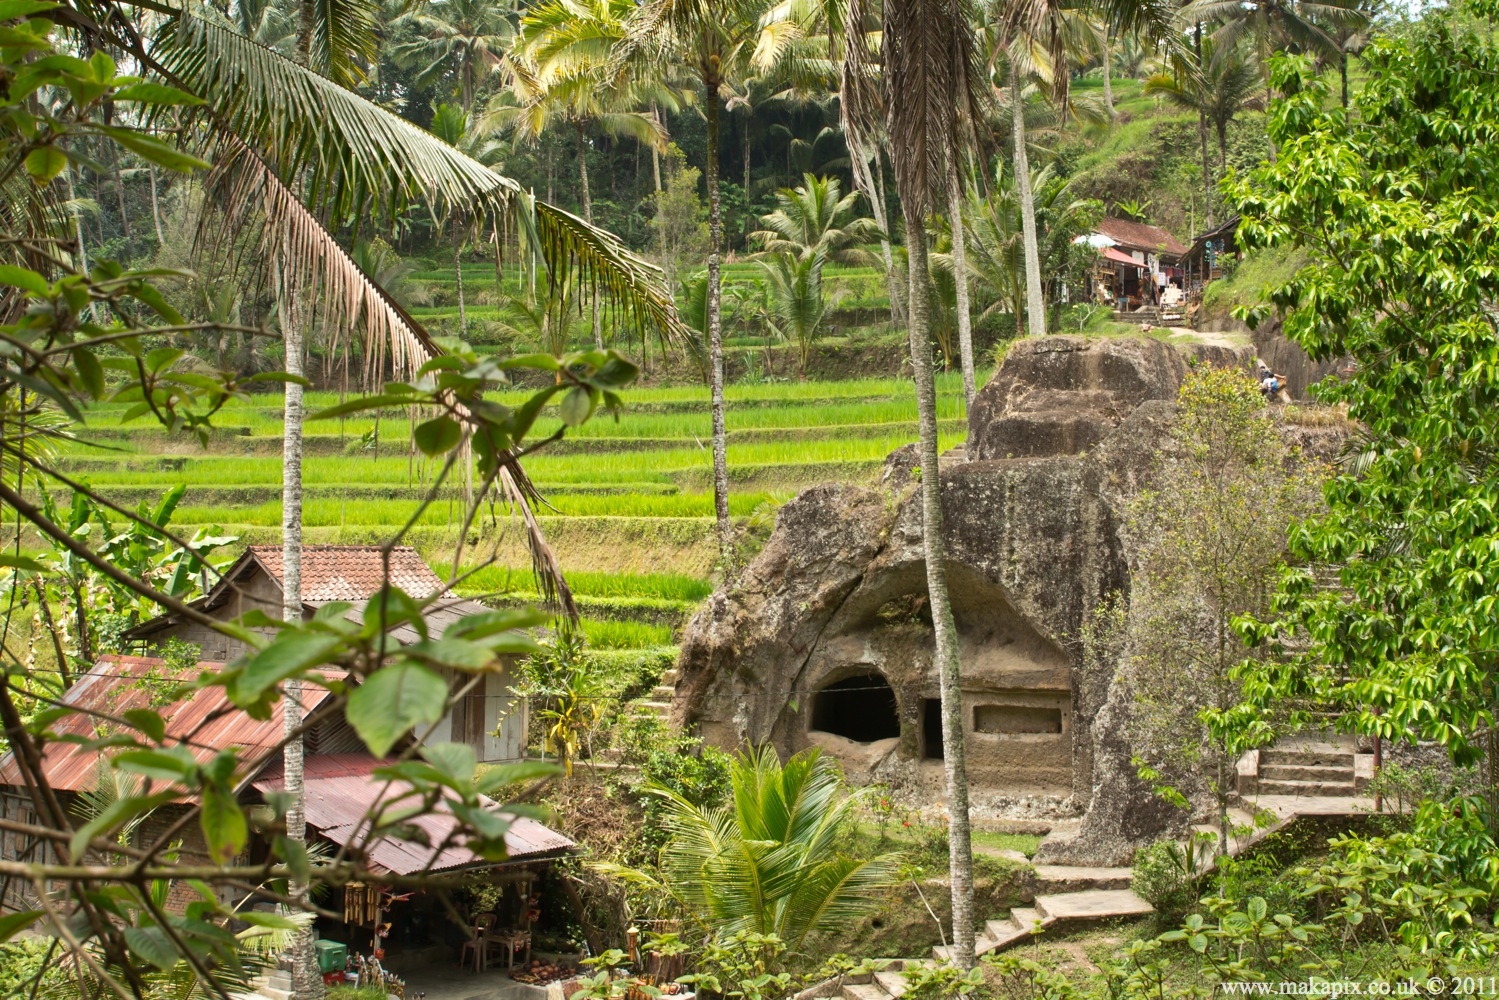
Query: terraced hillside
44,372,976,668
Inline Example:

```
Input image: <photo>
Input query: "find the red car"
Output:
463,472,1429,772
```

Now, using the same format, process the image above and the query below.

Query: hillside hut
1085,217,1189,312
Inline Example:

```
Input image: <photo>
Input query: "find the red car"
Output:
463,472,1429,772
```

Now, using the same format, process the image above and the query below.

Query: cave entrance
810,672,899,743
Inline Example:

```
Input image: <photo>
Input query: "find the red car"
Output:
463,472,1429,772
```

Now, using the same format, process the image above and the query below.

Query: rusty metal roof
1095,217,1189,257
0,656,337,793
253,754,574,874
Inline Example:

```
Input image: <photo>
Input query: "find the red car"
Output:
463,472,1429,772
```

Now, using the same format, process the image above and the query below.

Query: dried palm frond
199,138,435,386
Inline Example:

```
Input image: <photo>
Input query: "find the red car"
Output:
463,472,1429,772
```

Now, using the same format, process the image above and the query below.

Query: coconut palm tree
748,173,881,263
758,248,829,379
616,0,783,566
596,747,900,953
843,0,983,967
1144,37,1260,225
395,0,522,110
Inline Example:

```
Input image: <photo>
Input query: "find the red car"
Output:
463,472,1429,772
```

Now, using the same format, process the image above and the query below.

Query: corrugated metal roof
253,754,573,874
1095,217,1189,257
0,656,337,793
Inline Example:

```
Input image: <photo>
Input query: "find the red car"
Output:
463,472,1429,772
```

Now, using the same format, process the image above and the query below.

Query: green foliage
1125,366,1323,846
520,625,607,774
1229,8,1499,787
1130,837,1213,925
595,747,901,957
901,962,988,1000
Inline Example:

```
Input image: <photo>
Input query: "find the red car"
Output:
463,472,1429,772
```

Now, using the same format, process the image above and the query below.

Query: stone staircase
1252,743,1359,797
794,959,925,1000
628,666,677,721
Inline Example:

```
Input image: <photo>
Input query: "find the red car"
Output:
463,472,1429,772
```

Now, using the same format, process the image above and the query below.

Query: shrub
1130,839,1200,924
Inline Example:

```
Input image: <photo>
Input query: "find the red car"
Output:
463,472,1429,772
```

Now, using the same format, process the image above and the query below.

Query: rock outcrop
674,336,1259,865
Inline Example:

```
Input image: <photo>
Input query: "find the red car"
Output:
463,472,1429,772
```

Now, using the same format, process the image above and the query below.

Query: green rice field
44,370,979,661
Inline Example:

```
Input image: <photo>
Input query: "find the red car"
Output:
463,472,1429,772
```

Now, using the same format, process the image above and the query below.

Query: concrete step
1006,907,1044,934
1034,889,1153,924
1256,778,1356,796
841,984,885,1000
661,668,680,685
1260,748,1354,768
1261,762,1353,782
629,700,671,716
873,972,908,999
1033,865,1133,893
650,685,676,701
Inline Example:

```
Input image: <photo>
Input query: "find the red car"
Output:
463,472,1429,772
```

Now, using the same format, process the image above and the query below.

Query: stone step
1259,748,1354,768
874,971,909,999
630,700,671,715
1261,763,1353,782
1256,778,1356,796
1034,889,1153,924
1033,865,1133,893
650,685,676,701
661,668,680,685
842,983,885,1000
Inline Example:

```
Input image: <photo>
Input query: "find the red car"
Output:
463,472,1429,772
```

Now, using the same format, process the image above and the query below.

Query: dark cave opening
810,672,900,743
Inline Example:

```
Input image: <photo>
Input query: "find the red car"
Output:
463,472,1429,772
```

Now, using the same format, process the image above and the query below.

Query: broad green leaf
200,783,248,863
113,747,198,782
231,631,342,703
0,0,58,18
123,926,179,971
111,81,204,106
0,911,41,943
0,265,48,296
413,416,462,456
72,346,105,398
96,126,210,173
22,145,65,183
345,662,448,757
419,741,477,787
559,386,594,427
0,553,46,573
122,708,166,743
443,607,550,641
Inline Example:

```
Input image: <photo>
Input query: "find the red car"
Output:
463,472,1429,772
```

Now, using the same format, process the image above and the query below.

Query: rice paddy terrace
46,371,976,661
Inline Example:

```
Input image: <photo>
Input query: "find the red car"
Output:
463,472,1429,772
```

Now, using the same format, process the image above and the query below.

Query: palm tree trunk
1101,28,1114,115
904,211,976,970
1200,111,1214,229
148,165,164,244
1217,121,1229,177
577,123,603,349
651,104,664,194
454,223,468,338
1010,67,1045,337
278,290,320,1000
1340,53,1349,109
705,82,732,565
947,163,975,406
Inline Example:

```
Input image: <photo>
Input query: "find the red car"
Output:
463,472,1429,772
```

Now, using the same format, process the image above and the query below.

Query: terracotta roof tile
1095,217,1189,256
247,546,447,603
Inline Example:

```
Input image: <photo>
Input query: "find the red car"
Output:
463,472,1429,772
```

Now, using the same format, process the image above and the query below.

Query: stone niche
673,336,1268,865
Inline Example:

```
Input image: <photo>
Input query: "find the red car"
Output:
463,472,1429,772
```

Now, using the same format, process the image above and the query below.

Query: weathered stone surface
969,336,1244,461
674,336,1283,866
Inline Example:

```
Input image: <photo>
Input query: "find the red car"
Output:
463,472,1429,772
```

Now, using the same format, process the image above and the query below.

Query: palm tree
844,0,982,967
430,102,506,339
1144,38,1260,226
597,747,900,953
748,173,881,263
1182,0,1368,123
395,0,521,110
758,248,829,379
617,0,781,566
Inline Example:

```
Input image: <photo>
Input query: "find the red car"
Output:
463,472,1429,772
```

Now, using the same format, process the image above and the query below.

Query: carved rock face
674,336,1255,866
